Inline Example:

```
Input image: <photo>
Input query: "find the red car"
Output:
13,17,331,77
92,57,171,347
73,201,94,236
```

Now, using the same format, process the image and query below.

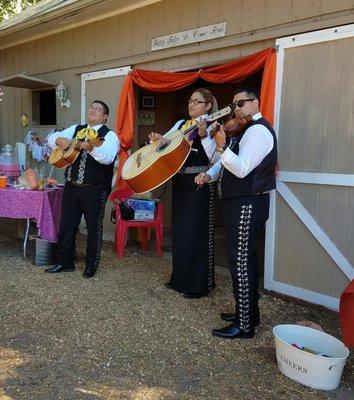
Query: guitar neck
181,105,233,135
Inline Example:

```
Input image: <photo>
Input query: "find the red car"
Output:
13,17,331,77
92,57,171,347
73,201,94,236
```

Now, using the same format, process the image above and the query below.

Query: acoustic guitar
122,105,232,194
48,137,104,169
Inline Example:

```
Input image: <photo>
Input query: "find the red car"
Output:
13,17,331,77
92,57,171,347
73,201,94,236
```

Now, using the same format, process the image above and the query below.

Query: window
32,89,57,125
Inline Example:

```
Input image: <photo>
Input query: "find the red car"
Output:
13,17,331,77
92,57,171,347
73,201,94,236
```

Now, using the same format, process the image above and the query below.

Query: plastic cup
0,175,7,189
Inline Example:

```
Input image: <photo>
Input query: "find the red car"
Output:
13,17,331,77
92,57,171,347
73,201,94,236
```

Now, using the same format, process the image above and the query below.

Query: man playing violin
45,100,119,278
195,87,277,339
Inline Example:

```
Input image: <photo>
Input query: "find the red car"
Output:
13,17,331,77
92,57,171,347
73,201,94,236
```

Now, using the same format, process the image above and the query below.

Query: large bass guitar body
122,129,191,194
122,105,232,193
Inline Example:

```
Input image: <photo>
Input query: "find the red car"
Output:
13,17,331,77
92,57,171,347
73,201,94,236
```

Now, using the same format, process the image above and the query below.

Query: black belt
70,181,92,187
178,166,208,174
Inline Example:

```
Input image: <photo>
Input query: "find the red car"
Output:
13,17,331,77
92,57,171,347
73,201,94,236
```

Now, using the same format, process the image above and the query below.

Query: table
0,187,63,256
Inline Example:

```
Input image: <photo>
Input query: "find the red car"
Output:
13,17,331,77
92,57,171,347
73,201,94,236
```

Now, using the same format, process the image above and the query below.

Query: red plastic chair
110,187,163,258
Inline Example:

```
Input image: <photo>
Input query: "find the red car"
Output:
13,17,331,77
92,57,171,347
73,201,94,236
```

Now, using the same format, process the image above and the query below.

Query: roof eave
0,0,161,50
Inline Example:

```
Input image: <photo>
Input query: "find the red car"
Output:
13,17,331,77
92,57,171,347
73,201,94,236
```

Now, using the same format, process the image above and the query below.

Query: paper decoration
24,130,53,162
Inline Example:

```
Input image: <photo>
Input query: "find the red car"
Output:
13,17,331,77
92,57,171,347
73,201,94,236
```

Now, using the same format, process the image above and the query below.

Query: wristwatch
216,144,227,154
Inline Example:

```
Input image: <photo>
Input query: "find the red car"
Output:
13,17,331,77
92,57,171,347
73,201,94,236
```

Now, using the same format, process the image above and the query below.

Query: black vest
65,124,115,186
179,120,209,167
219,118,277,198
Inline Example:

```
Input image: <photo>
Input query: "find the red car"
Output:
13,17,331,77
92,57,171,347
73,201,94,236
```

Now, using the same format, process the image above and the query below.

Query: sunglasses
234,98,255,108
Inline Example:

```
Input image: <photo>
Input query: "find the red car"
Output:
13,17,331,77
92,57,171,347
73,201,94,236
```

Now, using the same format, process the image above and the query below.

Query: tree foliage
0,0,41,23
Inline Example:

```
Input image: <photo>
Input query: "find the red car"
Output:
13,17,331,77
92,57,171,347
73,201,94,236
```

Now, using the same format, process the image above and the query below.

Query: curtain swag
114,47,276,188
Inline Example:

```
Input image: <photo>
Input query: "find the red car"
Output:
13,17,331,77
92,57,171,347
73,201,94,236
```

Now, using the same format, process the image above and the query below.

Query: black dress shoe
183,293,207,299
83,269,96,278
220,312,260,327
45,264,75,273
212,323,254,339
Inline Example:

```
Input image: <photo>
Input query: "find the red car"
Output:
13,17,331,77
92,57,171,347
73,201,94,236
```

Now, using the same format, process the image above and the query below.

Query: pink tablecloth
0,187,63,242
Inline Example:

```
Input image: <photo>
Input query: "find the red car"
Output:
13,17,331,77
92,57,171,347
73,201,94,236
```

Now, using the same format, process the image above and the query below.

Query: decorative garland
24,130,53,162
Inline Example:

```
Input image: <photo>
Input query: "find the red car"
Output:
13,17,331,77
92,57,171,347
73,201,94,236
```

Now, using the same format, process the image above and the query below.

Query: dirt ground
0,221,353,400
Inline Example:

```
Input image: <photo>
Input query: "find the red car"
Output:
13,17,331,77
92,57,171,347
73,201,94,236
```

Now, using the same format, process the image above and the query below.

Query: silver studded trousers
221,193,270,332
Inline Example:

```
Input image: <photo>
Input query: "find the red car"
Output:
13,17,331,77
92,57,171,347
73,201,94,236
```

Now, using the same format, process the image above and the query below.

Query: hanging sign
151,22,226,51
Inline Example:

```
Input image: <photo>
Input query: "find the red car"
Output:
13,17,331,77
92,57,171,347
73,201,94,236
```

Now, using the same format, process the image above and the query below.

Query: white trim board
80,66,131,123
276,23,354,49
266,280,340,311
278,171,354,186
264,190,277,296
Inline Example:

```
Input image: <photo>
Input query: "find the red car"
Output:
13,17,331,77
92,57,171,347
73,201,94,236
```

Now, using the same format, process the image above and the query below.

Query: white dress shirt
207,113,274,182
47,124,120,165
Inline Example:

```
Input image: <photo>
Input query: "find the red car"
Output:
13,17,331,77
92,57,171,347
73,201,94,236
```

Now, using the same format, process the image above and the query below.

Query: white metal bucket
273,324,350,390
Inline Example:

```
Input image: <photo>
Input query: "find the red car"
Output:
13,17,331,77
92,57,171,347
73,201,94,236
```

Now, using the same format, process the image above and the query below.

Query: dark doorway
136,68,266,276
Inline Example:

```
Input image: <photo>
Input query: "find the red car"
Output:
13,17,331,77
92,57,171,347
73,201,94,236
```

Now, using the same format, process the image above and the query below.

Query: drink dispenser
0,144,21,183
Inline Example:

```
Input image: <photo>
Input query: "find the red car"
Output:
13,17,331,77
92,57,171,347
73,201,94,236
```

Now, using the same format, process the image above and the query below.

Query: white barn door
264,25,354,310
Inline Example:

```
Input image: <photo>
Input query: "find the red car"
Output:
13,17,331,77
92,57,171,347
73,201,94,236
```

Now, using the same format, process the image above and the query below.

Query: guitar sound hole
156,140,170,152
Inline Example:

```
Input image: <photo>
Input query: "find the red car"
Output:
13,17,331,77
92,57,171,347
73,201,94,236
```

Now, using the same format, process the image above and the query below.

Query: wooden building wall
1,0,352,147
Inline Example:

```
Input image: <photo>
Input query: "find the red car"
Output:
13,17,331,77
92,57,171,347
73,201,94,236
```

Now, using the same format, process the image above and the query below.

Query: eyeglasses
188,98,207,105
234,98,255,108
89,105,104,113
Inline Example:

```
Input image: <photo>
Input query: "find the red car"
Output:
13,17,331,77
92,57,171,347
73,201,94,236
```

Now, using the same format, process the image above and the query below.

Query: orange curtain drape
115,47,277,187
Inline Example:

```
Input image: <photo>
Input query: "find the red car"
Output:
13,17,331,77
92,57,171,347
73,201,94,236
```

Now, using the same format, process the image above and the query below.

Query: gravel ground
0,221,353,400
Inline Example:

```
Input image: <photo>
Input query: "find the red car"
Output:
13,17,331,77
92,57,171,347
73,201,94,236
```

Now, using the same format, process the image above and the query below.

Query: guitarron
122,106,232,193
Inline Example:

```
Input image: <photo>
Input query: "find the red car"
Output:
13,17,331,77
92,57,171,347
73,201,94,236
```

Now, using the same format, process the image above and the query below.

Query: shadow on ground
0,222,353,399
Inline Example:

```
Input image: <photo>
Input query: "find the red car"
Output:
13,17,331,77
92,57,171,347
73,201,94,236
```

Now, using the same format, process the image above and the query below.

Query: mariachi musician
45,100,119,278
149,88,219,298
195,87,278,338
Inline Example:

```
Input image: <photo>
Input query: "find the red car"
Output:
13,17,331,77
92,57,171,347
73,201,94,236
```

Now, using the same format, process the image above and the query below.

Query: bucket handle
328,362,346,370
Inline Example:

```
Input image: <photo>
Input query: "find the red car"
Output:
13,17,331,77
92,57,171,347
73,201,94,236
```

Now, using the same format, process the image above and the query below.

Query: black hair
91,100,109,116
233,87,259,101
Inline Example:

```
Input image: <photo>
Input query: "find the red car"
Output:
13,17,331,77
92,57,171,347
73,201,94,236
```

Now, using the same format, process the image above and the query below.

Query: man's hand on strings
149,132,163,144
213,124,226,149
80,141,94,152
55,137,71,150
197,120,208,138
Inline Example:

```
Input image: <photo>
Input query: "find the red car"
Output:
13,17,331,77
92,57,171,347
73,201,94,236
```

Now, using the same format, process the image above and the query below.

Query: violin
211,114,253,138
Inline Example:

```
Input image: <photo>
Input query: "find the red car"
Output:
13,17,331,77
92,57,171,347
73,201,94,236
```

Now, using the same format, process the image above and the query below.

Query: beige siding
1,0,353,78
275,36,354,298
1,2,353,136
